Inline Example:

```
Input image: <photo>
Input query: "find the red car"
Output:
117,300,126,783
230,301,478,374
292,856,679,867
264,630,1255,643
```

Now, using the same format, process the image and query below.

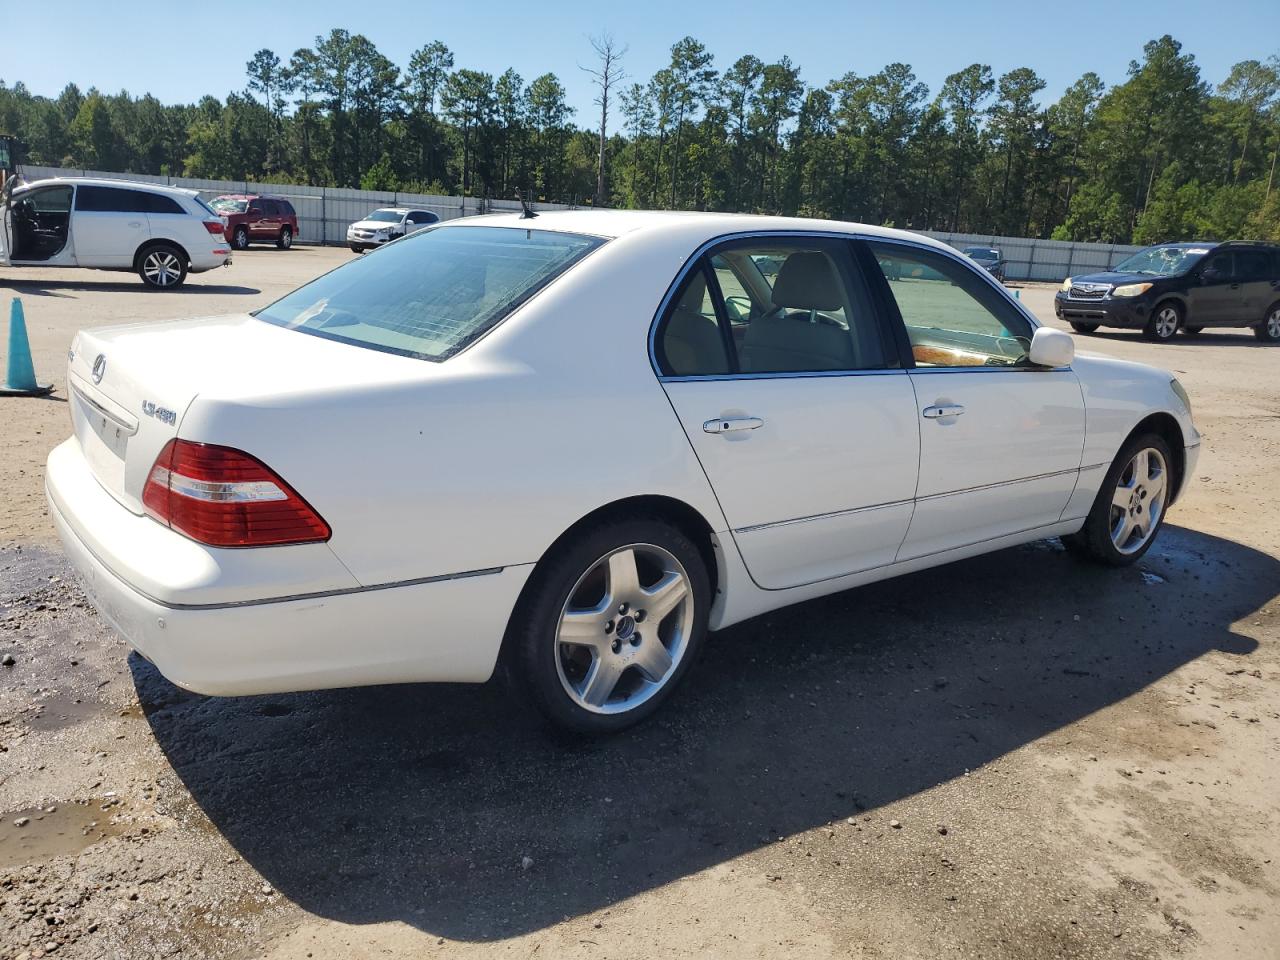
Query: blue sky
11,0,1278,132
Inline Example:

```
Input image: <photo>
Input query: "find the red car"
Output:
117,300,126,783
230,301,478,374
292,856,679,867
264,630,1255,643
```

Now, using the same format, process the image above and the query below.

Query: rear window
210,197,248,213
255,226,605,361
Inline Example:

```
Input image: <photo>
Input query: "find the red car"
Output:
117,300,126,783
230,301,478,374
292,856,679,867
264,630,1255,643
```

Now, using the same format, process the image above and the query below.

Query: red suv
208,194,299,250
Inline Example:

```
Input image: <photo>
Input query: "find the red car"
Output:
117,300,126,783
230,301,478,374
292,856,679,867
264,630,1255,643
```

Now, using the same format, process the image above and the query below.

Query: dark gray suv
1054,241,1280,342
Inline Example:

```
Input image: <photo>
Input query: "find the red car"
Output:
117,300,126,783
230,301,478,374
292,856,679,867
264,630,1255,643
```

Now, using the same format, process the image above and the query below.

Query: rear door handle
923,404,965,419
128,221,142,228
703,416,764,434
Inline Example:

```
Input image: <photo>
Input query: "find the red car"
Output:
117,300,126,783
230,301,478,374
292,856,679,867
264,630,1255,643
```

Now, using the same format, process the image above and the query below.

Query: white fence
922,230,1145,283
20,165,586,247
19,164,1144,279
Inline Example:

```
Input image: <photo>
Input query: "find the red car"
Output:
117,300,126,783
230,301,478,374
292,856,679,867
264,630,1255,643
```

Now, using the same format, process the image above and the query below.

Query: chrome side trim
661,368,908,383
732,465,1087,535
915,466,1080,503
734,497,913,534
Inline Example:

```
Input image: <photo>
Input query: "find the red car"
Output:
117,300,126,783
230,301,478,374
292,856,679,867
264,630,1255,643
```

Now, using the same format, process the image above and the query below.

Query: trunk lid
67,313,434,514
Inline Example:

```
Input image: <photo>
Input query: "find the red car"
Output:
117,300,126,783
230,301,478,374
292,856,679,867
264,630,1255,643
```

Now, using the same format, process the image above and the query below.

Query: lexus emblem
91,354,107,384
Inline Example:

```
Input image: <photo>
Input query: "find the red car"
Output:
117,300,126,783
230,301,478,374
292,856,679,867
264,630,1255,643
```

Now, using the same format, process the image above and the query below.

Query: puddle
0,803,123,868
28,692,103,732
1141,570,1168,585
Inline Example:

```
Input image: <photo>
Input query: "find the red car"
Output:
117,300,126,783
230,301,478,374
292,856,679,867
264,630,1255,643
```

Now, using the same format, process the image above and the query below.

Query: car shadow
134,523,1270,942
0,277,260,295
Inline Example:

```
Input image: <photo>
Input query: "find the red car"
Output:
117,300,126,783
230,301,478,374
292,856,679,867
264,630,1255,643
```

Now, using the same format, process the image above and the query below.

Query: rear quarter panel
178,226,731,588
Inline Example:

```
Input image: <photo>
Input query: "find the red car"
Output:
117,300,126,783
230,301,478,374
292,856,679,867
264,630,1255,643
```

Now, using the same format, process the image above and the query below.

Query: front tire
232,226,249,250
1063,432,1173,566
1143,301,1182,342
1255,303,1280,343
509,516,711,735
276,226,292,250
1069,321,1099,334
137,243,188,289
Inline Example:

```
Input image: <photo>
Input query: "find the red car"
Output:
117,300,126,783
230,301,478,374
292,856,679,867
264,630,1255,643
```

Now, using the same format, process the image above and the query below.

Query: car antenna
516,188,538,220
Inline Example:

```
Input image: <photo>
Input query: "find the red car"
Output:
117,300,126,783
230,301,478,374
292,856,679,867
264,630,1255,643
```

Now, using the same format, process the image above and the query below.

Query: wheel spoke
641,572,687,624
1112,512,1133,548
580,656,623,707
605,549,641,604
1132,450,1150,485
632,637,673,684
559,610,607,649
1112,482,1132,510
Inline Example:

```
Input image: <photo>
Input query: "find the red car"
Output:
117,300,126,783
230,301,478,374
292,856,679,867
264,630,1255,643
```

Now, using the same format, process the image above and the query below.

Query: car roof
16,177,199,199
444,209,957,251
213,193,291,201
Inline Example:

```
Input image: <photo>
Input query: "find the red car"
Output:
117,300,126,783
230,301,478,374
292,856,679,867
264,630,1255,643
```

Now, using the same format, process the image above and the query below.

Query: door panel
74,210,146,267
900,370,1085,559
1188,251,1238,324
664,375,919,589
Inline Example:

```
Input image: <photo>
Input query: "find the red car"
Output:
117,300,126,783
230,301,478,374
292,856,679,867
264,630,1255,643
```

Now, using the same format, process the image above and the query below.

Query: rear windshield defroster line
253,226,607,362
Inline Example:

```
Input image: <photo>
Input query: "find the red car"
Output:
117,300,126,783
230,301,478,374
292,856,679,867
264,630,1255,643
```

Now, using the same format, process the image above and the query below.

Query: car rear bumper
46,438,531,696
1054,294,1150,328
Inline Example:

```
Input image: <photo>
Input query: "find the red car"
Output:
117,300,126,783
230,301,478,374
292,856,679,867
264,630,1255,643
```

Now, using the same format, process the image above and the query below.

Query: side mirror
1029,327,1075,367
1200,268,1219,284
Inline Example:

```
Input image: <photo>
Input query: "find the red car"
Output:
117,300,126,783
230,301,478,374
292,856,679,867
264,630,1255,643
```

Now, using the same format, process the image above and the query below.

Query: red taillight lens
203,219,225,236
142,439,331,547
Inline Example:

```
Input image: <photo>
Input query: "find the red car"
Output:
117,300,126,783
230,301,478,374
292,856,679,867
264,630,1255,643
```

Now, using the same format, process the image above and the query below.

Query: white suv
0,178,231,288
346,207,440,252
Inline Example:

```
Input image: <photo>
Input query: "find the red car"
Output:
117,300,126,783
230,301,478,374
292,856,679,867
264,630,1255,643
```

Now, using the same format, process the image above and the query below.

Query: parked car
961,246,1006,281
47,212,1199,735
1,177,230,288
208,194,298,251
1055,240,1280,342
347,207,440,252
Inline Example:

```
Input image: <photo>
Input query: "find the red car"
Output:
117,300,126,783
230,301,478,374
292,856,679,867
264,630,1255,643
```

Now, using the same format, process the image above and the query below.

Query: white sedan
47,212,1200,734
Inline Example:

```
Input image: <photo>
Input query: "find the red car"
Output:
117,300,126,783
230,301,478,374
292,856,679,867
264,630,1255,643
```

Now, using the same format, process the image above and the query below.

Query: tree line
1,30,1278,244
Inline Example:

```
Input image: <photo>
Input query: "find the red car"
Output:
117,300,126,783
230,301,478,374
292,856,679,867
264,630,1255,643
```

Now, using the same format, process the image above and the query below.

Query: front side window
868,241,1033,367
255,226,604,361
1200,251,1235,281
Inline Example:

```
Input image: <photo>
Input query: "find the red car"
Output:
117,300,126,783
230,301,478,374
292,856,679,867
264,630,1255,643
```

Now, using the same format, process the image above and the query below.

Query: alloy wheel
1110,447,1167,555
1268,309,1280,339
1154,306,1179,339
555,543,694,715
142,250,183,287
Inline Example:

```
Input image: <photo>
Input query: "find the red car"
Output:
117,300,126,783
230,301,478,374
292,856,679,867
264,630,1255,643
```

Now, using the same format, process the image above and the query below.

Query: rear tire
232,226,249,250
1255,303,1280,343
1143,301,1182,342
1069,322,1099,334
136,243,188,290
1062,432,1173,567
276,226,292,250
508,515,711,736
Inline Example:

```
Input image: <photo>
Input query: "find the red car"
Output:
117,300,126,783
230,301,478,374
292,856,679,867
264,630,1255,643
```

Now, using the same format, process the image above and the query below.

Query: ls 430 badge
141,400,177,426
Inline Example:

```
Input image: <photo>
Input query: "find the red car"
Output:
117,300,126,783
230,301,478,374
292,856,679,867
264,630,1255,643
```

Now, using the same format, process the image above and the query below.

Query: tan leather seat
661,272,730,375
742,252,857,372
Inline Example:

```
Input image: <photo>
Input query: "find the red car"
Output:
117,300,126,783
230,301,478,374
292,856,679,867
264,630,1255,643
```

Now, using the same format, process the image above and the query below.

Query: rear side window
1235,250,1272,281
280,200,296,216
75,186,184,214
657,238,889,376
262,199,280,216
255,226,605,361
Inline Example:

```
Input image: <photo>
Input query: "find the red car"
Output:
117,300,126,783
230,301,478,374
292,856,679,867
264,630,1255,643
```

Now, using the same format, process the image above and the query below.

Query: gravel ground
1,250,1278,960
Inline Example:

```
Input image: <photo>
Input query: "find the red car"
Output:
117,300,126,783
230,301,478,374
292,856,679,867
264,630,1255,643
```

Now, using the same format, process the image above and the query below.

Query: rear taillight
203,219,225,236
142,439,330,547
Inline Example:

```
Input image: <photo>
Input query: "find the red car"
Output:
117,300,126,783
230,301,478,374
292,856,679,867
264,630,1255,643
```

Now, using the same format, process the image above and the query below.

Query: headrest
771,252,844,311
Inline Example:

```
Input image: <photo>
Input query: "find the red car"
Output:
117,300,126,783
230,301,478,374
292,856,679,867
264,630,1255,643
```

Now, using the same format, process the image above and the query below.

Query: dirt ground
1,250,1278,960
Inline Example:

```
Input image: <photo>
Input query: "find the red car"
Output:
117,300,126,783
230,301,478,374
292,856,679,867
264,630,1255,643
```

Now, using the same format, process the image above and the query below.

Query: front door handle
703,416,764,434
923,404,966,419
128,221,143,228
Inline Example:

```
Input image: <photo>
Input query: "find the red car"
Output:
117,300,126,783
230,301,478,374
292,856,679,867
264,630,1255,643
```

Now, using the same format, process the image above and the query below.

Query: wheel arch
1125,412,1187,503
133,237,190,269
496,494,723,670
